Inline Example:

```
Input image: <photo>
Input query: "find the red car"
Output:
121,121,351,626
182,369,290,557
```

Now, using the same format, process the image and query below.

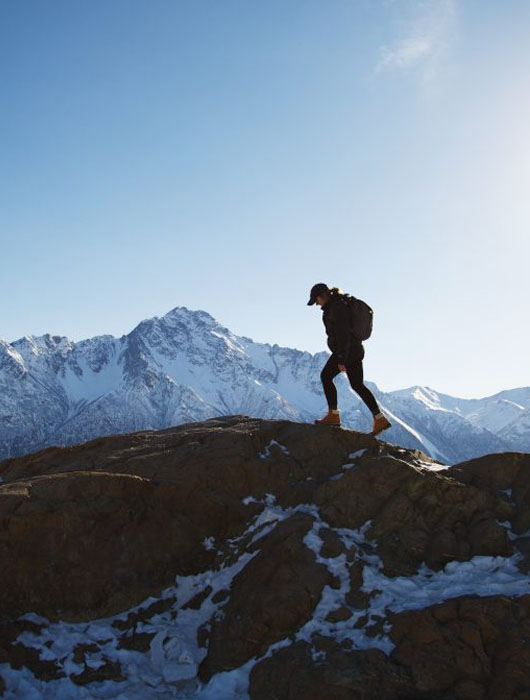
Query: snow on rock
258,439,290,459
1,417,530,697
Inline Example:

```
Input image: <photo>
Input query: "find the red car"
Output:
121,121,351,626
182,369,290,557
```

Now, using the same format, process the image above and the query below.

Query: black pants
320,352,380,416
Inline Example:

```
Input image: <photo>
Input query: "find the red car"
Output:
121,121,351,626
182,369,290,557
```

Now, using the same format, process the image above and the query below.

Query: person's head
307,283,331,307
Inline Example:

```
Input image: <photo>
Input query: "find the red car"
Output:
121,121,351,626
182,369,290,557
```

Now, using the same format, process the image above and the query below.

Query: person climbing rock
307,282,391,436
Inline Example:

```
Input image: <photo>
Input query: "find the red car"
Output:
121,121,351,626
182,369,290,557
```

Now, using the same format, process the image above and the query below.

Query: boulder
390,594,530,699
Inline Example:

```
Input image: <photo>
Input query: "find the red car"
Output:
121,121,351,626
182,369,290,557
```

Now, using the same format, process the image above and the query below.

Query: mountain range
1,305,529,465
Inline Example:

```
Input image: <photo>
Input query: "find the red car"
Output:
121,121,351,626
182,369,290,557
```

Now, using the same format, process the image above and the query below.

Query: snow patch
258,439,290,459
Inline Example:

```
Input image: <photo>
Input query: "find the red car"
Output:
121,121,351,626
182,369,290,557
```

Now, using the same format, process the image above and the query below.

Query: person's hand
338,363,346,372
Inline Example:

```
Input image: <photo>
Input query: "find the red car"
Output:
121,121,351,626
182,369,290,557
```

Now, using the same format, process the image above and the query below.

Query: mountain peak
163,305,216,324
11,333,73,355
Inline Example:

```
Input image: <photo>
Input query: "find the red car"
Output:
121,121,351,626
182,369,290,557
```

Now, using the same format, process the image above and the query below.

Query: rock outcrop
1,415,529,699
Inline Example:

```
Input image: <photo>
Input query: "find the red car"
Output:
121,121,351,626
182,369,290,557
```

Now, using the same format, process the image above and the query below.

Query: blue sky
1,0,529,399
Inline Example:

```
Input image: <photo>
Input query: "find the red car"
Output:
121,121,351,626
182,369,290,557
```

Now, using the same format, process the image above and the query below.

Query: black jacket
322,294,364,364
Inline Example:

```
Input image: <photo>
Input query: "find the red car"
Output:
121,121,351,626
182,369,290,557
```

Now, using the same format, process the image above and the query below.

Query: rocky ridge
1,416,530,698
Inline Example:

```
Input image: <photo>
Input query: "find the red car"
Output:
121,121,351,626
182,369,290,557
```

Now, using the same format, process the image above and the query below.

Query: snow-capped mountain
0,306,528,465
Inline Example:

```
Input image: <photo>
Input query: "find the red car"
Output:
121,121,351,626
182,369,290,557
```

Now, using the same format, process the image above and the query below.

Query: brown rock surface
0,416,376,619
0,415,529,698
0,470,218,619
445,452,530,497
444,452,530,538
389,594,530,699
249,593,530,700
198,512,332,680
249,638,416,700
314,455,513,575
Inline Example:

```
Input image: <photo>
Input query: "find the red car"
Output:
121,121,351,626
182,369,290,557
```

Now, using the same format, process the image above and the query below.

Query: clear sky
1,0,529,399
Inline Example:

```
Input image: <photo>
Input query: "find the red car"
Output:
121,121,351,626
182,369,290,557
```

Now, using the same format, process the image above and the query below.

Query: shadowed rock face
388,595,530,699
249,639,415,700
249,594,530,700
1,415,530,698
0,415,376,620
198,511,333,681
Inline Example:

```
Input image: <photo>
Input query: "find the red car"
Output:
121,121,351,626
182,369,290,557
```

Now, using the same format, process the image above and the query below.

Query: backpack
341,293,374,340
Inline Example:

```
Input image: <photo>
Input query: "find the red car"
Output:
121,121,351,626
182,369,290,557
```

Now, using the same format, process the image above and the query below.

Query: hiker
307,282,391,436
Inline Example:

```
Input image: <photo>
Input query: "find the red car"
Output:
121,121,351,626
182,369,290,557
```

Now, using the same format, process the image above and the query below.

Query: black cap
307,283,329,305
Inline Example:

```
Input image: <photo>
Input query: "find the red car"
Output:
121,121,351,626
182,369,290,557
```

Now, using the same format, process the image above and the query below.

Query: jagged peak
388,384,426,397
162,305,216,324
11,333,73,354
0,339,25,363
412,386,440,402
76,334,116,346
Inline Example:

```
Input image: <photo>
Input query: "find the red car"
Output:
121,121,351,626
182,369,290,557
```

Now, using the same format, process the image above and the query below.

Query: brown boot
314,410,341,426
371,413,391,436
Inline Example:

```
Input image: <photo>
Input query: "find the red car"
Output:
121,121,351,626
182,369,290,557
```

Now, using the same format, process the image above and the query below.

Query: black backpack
341,293,374,340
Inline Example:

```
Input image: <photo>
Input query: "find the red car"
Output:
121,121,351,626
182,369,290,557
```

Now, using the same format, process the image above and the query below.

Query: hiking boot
371,413,391,436
314,410,341,426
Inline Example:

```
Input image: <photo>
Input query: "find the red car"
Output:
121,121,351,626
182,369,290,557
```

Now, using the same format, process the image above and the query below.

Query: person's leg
345,357,381,416
320,354,341,410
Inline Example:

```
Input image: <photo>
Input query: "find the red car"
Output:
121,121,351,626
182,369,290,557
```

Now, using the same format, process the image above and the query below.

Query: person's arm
332,301,352,365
